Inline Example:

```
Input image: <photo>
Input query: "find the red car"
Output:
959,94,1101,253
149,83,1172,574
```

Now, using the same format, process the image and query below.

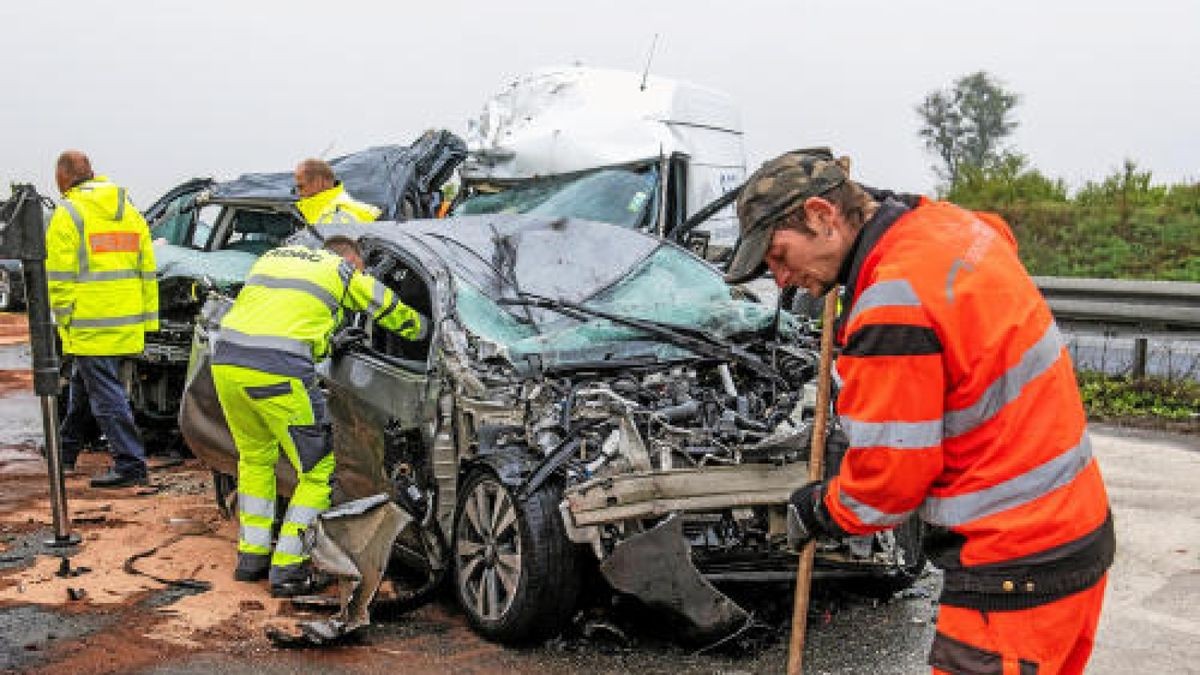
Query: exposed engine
525,348,818,477
124,276,229,448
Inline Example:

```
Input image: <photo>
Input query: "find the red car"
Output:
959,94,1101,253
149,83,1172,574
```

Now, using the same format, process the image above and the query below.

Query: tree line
916,72,1198,281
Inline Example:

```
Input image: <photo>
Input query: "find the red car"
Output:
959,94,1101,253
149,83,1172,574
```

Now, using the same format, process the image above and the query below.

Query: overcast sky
1,0,1196,205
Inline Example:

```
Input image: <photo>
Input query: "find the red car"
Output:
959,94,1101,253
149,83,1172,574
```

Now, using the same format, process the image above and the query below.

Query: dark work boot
234,552,270,582
89,469,148,488
269,562,331,598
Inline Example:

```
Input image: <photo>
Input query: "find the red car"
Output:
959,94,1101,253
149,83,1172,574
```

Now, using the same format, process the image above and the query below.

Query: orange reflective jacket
825,197,1113,610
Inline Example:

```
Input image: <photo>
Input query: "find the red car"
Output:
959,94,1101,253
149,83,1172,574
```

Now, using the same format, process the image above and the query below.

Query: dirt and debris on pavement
4,310,1193,673
0,344,940,675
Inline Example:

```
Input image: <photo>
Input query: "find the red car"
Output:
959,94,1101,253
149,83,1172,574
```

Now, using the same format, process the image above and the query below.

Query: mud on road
2,312,1198,674
0,311,938,674
0,457,941,674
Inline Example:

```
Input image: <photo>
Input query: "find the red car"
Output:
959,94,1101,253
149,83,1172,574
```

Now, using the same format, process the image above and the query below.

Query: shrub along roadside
943,156,1200,281
1077,371,1200,434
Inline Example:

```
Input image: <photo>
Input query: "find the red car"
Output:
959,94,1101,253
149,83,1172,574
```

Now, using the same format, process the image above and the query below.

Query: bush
943,157,1199,280
1078,371,1200,428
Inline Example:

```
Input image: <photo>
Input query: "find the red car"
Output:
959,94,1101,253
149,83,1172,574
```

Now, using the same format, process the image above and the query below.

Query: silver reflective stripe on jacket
61,200,90,276
47,269,144,282
838,489,913,527
920,434,1094,527
244,274,338,312
114,188,126,222
841,417,943,450
216,327,311,358
70,311,158,328
845,279,921,326
943,323,1065,439
366,278,389,315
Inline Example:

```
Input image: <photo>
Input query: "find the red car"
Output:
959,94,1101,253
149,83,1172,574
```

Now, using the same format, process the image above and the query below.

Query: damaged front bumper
561,462,809,642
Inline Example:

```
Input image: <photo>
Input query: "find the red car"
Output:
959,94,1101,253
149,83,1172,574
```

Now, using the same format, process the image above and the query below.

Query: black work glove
787,480,828,551
330,326,368,356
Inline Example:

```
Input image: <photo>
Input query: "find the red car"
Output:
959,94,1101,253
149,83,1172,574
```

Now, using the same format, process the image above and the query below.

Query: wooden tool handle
787,289,839,675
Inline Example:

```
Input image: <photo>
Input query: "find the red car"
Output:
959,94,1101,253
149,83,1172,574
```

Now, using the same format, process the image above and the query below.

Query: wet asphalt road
1,338,1198,673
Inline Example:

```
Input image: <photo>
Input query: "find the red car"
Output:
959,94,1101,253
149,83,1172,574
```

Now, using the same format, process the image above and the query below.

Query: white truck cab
458,66,747,259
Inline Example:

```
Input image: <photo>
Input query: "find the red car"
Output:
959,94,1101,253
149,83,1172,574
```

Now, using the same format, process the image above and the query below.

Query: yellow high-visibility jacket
46,177,158,355
296,183,381,225
213,246,424,378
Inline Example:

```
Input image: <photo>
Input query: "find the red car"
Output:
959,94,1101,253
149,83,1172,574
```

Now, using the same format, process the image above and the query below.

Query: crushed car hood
309,215,797,369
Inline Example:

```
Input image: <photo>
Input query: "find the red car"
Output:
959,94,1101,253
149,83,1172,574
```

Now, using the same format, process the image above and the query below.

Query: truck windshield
456,165,659,230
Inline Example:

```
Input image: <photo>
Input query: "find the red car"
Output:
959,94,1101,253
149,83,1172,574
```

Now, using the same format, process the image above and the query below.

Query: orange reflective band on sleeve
88,231,141,253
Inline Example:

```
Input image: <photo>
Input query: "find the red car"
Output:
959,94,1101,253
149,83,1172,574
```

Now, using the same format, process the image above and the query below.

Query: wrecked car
124,132,466,451
458,66,746,262
180,215,925,644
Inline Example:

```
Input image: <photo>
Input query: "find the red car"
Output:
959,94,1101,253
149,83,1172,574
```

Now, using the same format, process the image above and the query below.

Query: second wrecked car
180,216,925,644
122,132,465,451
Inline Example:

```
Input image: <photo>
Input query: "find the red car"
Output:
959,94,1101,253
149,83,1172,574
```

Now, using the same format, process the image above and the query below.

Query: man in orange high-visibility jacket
726,148,1113,675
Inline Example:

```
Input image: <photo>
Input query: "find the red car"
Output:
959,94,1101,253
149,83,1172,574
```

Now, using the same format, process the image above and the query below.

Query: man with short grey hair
727,148,1113,674
293,159,381,225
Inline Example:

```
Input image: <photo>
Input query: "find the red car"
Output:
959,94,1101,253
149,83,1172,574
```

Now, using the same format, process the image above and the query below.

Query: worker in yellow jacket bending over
212,236,424,596
293,158,381,225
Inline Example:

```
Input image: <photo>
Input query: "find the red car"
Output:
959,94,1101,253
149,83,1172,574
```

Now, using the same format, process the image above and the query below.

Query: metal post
1132,338,1148,380
39,394,77,546
1,186,79,547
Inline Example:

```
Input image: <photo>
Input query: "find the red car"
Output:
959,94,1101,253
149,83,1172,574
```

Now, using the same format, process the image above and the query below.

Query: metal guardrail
1034,277,1200,331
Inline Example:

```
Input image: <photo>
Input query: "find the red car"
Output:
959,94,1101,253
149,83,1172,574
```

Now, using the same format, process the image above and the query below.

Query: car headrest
233,211,295,237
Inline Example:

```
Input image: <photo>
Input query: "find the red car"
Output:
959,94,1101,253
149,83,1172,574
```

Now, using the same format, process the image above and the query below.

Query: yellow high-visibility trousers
212,363,334,571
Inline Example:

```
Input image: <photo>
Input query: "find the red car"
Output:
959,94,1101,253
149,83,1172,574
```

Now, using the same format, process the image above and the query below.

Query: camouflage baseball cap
725,147,849,284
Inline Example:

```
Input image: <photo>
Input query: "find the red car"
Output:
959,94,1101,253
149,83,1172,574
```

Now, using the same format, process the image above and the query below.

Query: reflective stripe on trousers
212,362,333,565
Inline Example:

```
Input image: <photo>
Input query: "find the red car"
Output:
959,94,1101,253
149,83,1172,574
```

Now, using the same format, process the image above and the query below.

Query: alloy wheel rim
456,478,521,621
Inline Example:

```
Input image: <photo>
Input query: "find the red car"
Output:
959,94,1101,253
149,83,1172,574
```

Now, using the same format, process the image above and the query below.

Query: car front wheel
453,467,579,643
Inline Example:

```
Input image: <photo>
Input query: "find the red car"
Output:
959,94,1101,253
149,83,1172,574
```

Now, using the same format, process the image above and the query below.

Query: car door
321,248,440,502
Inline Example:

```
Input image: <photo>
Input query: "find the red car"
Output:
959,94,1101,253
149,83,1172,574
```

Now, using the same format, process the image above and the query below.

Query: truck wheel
452,468,579,643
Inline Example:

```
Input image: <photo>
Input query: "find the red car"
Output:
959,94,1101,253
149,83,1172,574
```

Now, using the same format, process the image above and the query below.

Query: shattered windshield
455,245,793,367
154,244,257,291
456,166,659,229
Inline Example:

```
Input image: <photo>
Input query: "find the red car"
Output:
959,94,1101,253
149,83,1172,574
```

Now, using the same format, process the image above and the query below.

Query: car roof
314,214,669,304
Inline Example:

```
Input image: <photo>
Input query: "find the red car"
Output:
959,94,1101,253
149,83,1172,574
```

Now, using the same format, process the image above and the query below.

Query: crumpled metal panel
308,495,410,631
210,132,466,220
266,495,411,646
599,514,749,643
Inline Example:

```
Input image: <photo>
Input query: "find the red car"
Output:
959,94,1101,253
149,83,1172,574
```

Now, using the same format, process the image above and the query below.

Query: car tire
381,524,450,615
452,467,579,643
858,514,927,599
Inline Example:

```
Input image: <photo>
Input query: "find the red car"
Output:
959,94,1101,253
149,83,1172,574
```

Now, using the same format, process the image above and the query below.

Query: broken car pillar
0,184,79,547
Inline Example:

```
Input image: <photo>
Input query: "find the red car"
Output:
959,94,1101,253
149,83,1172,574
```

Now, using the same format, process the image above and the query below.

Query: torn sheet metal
268,494,410,646
598,514,748,644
